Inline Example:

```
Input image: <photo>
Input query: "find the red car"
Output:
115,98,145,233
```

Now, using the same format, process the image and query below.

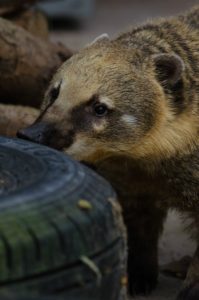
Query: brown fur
18,6,199,299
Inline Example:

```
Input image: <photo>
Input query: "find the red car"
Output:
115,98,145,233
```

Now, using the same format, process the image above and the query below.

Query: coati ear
153,53,185,86
89,33,110,46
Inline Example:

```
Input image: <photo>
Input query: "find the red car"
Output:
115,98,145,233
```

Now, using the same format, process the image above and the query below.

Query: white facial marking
93,120,106,133
100,96,115,109
64,136,95,160
54,81,61,89
121,114,137,126
60,78,68,90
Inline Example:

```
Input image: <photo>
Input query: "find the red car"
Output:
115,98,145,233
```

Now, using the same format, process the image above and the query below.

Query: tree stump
0,0,38,16
0,17,72,107
0,104,39,137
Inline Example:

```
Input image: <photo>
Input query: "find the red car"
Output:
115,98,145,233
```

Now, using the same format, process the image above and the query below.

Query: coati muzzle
17,123,54,145
17,122,74,150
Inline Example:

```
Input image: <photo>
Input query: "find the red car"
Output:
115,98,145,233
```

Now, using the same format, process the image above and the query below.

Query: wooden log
0,1,38,16
0,104,39,137
0,17,72,107
8,8,49,40
0,0,48,39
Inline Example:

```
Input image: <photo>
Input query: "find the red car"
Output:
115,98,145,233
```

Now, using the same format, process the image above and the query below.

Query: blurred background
37,0,199,50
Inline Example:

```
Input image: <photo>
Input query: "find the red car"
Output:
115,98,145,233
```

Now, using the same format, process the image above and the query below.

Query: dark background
49,0,199,49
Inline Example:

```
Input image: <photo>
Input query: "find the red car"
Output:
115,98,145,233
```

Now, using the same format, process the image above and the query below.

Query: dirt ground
131,275,181,300
132,210,196,299
49,0,198,298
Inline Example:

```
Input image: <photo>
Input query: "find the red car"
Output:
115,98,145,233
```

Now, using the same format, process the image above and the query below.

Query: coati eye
93,103,108,117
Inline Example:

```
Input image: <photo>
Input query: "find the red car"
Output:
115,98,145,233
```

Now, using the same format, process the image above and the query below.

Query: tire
0,136,127,300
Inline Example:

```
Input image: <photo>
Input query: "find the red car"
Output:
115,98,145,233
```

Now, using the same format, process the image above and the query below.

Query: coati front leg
96,157,167,295
122,194,167,295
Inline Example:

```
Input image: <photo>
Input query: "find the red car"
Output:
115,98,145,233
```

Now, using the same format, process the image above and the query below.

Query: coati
18,6,199,300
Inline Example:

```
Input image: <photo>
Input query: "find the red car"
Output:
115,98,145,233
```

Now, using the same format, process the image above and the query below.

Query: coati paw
177,282,199,300
128,268,158,295
128,252,158,295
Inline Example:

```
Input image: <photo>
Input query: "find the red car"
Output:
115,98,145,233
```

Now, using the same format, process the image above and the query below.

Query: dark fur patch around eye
50,81,62,104
38,81,62,119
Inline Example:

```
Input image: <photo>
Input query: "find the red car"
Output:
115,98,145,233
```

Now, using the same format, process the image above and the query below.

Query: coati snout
17,122,74,150
17,123,52,144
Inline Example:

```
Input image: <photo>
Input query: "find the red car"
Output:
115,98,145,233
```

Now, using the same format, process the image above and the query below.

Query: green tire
0,137,127,300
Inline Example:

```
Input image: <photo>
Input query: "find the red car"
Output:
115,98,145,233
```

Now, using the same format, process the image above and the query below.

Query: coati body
18,6,199,300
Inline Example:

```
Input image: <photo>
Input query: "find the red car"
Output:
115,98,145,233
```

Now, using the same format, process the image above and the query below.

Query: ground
132,275,181,300
132,210,196,299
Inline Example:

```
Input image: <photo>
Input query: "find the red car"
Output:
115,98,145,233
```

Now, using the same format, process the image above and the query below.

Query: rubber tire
0,137,127,300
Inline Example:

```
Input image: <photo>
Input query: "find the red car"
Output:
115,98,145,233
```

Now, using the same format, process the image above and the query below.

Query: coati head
18,35,195,164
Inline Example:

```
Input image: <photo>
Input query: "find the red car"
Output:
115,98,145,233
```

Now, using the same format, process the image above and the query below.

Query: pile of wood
0,0,73,137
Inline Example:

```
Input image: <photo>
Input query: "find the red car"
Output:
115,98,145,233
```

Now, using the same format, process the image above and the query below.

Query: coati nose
17,123,52,145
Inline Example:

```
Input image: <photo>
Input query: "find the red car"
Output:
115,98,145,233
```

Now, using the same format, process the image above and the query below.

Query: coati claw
128,254,158,295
